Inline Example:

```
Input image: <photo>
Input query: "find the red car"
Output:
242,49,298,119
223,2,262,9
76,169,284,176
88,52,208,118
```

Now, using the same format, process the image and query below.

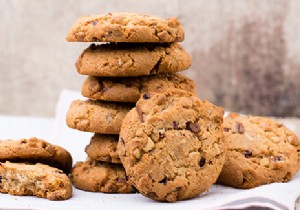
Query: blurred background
0,0,299,117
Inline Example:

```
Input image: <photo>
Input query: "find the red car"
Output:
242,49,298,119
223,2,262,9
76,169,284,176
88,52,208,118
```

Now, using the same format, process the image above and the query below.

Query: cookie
0,138,72,174
217,113,300,189
0,161,72,200
117,89,225,202
76,43,191,77
66,12,184,43
85,134,120,163
82,73,195,102
66,100,133,134
71,159,134,193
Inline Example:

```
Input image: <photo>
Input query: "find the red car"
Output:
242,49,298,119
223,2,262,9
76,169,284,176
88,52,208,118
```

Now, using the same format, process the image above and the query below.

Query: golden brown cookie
0,138,72,174
66,12,184,43
71,159,134,193
0,161,72,200
76,43,191,77
66,100,133,134
217,113,300,189
118,89,226,202
85,134,121,163
82,73,195,102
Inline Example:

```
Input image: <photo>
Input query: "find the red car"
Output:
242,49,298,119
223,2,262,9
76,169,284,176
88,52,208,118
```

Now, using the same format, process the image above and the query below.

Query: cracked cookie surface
82,73,195,102
0,161,72,200
217,113,300,189
66,12,184,43
76,43,191,77
85,134,121,163
66,100,133,134
0,138,72,174
71,159,134,193
118,89,225,202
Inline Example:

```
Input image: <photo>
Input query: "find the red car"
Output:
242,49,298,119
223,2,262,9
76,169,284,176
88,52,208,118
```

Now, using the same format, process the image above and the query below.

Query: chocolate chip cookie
0,161,72,200
85,134,121,163
81,73,195,102
66,100,133,134
217,113,300,189
76,43,191,77
71,159,134,193
0,138,72,174
66,12,184,43
118,89,225,202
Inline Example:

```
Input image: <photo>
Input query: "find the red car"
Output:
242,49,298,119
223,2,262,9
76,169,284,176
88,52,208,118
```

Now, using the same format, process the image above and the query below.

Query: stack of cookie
65,13,195,193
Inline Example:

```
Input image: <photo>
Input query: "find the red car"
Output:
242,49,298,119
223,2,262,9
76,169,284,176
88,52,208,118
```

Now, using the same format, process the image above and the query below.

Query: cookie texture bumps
76,43,191,77
0,162,72,200
118,89,226,202
0,138,72,174
82,73,195,102
71,159,134,193
66,100,133,134
217,113,300,189
85,134,121,163
66,13,184,42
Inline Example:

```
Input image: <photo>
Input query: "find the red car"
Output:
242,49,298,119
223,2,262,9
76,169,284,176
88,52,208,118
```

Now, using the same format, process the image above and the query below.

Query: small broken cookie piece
217,113,300,189
0,161,72,200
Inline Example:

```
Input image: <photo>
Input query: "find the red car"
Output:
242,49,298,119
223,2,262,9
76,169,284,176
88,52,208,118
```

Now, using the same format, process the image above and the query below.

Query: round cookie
117,89,225,202
66,12,184,43
66,100,133,134
217,113,300,189
71,159,134,193
82,73,195,102
0,137,72,174
76,43,191,77
85,134,121,164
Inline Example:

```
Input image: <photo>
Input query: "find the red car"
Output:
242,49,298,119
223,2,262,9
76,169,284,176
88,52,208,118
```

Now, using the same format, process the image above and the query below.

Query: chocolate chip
143,93,151,100
0,176,2,183
244,150,252,158
277,156,283,161
236,123,245,134
116,178,126,183
271,156,283,162
199,157,206,167
223,127,231,132
173,121,179,129
159,177,168,184
136,106,144,123
91,20,98,26
125,175,129,181
186,122,201,133
159,133,165,139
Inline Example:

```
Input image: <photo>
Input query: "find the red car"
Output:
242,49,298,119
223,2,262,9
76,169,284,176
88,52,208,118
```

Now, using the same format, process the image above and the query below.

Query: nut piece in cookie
118,89,226,202
0,161,72,200
218,113,300,189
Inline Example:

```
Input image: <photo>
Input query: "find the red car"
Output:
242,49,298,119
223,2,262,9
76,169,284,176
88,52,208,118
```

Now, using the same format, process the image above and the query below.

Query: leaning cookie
82,73,195,102
217,113,300,189
118,89,226,202
71,159,134,193
0,161,72,200
76,43,191,77
85,134,121,163
0,138,72,174
66,100,133,134
66,12,184,42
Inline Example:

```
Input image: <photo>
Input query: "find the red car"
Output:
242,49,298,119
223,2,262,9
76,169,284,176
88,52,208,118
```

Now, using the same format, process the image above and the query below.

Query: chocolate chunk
236,123,245,134
143,93,151,100
173,121,179,129
91,20,98,26
186,122,201,133
223,127,231,132
244,150,252,158
136,106,144,123
199,157,206,167
159,177,168,184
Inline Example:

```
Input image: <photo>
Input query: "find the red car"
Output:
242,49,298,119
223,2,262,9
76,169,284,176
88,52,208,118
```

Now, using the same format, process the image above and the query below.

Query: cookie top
66,100,133,134
76,43,191,77
217,113,300,189
0,138,73,174
0,161,72,200
118,89,225,202
71,159,134,193
85,134,121,163
82,73,195,102
66,13,184,43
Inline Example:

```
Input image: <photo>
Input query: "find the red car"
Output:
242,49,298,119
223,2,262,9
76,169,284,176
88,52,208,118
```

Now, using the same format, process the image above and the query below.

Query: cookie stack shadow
66,13,195,193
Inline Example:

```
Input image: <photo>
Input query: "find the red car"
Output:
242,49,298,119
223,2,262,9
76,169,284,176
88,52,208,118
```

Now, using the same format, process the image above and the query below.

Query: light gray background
0,0,299,117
